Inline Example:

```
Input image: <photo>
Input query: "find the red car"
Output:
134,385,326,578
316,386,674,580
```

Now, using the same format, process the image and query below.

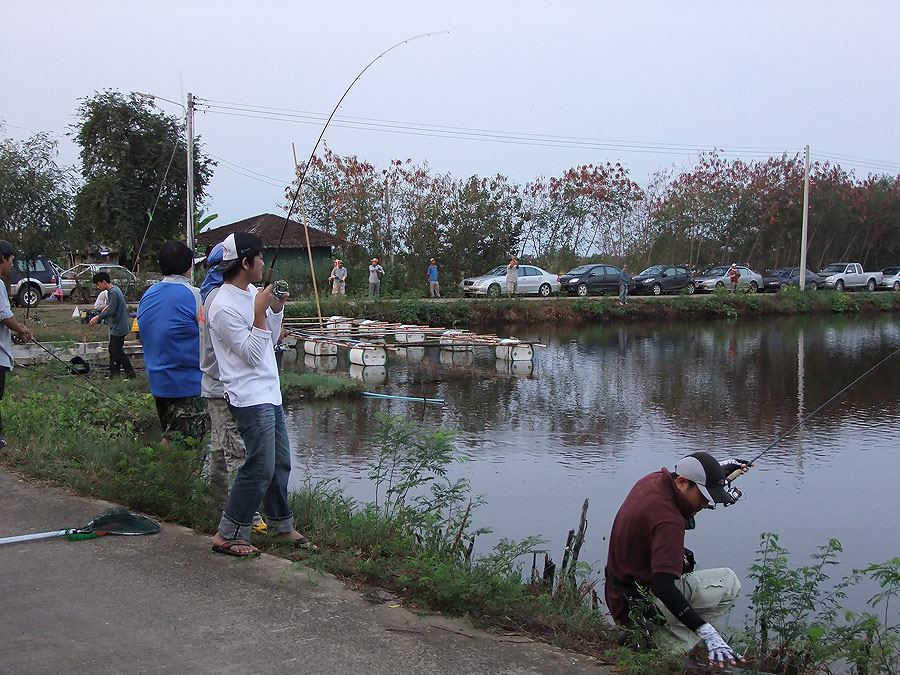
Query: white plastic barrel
440,329,473,352
495,338,534,361
304,340,338,356
349,364,387,385
349,344,387,366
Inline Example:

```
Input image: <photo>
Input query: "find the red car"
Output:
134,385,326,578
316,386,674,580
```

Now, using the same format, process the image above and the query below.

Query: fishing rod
263,31,448,287
724,346,900,500
27,337,141,420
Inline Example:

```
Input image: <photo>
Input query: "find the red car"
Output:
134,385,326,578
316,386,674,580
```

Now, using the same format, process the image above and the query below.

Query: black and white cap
216,232,257,273
674,452,733,505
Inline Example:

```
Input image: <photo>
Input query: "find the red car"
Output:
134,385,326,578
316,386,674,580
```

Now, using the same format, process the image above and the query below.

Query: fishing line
256,30,449,284
27,338,141,420
725,346,900,496
748,346,900,466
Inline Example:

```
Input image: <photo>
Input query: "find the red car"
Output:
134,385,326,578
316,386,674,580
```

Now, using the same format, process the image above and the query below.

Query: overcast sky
3,1,899,230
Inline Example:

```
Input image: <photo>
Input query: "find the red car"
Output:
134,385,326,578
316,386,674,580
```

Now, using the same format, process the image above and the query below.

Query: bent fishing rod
723,345,900,501
263,31,448,287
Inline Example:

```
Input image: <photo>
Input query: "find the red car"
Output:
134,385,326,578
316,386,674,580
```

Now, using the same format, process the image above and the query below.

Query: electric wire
195,97,899,176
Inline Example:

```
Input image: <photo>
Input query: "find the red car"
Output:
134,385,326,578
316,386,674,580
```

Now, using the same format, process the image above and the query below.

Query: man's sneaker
0,438,8,449
251,512,267,535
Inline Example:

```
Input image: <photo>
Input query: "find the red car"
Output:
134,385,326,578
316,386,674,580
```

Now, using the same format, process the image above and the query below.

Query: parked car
61,263,141,302
460,264,560,297
631,264,695,295
819,263,883,291
557,264,631,297
693,265,764,293
878,267,900,291
9,254,69,307
761,268,823,292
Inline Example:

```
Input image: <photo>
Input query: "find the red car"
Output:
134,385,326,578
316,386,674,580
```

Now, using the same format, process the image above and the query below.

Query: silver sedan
879,267,900,291
461,265,560,297
694,265,764,293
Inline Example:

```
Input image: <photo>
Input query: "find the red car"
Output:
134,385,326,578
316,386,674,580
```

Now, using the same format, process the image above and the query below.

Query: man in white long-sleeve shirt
207,232,316,557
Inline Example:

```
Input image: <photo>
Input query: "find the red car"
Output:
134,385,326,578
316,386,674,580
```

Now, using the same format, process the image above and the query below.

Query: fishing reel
722,480,743,507
272,280,289,299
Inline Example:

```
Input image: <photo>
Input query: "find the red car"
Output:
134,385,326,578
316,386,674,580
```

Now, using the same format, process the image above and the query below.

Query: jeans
108,334,135,377
217,403,293,541
619,283,628,304
0,365,8,434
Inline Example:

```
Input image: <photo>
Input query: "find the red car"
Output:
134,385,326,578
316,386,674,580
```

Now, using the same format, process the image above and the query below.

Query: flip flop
273,534,320,554
212,539,260,558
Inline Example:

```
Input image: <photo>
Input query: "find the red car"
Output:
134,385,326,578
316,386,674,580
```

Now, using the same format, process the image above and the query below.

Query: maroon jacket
605,469,695,624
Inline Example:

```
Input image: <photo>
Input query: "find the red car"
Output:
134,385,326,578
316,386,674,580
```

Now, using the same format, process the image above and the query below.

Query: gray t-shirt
199,286,225,398
369,265,383,283
332,266,347,282
0,282,14,369
97,285,131,336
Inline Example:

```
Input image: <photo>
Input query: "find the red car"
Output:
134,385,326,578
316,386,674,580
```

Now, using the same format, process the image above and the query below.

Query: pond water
282,314,900,622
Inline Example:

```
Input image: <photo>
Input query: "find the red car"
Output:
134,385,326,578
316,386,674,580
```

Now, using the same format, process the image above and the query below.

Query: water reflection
283,315,900,619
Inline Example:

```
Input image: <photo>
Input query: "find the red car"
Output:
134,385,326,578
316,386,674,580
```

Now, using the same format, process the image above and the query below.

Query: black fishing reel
272,280,289,299
722,480,743,507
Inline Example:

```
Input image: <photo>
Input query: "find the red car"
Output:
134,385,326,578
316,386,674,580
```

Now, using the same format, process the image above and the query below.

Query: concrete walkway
0,469,609,674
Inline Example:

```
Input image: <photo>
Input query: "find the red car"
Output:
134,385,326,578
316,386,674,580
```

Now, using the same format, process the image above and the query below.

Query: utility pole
799,144,810,290
186,92,196,252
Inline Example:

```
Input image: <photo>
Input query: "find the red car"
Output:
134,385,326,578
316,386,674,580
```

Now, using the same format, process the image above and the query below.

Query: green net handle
64,529,100,541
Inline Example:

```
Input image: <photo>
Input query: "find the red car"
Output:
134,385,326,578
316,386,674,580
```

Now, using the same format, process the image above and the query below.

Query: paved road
0,469,608,674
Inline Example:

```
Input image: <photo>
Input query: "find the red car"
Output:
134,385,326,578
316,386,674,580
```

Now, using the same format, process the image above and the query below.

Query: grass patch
280,371,364,401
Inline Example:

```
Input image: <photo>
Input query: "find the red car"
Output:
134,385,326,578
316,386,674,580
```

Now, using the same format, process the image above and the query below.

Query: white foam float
349,343,387,366
494,338,534,361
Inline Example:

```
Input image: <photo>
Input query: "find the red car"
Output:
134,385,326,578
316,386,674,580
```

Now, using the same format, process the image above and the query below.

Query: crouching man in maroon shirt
605,452,749,669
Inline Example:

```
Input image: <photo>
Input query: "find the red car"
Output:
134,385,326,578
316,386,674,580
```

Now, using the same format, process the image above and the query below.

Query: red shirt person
727,264,740,293
605,452,749,669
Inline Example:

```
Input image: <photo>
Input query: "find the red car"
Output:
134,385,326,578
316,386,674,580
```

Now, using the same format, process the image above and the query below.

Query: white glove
696,623,743,668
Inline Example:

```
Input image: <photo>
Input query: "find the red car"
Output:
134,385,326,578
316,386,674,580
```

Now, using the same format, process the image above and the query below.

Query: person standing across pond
329,259,346,295
505,257,519,297
207,232,316,557
728,264,740,294
427,258,440,298
605,451,750,669
368,257,384,298
0,240,36,448
619,265,631,305
89,271,137,379
137,240,207,446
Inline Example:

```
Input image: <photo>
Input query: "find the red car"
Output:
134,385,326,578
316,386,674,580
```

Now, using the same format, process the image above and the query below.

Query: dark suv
10,255,66,307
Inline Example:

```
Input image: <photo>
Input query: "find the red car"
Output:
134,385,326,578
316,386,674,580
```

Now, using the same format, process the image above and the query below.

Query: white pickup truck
819,263,883,291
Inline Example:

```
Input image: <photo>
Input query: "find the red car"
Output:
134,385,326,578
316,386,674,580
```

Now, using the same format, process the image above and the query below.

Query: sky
3,1,899,231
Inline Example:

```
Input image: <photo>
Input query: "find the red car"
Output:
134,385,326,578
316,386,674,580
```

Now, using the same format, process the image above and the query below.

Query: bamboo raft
283,316,545,364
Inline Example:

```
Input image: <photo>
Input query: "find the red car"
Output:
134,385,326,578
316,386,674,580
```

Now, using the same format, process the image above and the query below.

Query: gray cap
674,452,733,505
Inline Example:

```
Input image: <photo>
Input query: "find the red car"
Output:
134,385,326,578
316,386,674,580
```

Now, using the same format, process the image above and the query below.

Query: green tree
72,90,214,267
0,129,74,257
